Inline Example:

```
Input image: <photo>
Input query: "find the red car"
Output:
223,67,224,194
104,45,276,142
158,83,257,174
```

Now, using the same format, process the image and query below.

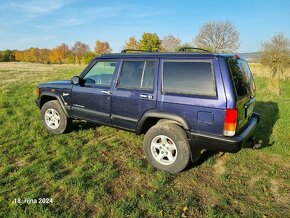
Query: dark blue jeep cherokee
36,48,260,173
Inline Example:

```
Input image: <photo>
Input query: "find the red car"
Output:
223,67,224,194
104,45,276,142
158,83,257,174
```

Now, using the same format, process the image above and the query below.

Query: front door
70,59,118,125
111,59,158,130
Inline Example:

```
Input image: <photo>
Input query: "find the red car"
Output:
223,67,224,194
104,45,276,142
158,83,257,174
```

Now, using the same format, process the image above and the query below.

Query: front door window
83,61,117,86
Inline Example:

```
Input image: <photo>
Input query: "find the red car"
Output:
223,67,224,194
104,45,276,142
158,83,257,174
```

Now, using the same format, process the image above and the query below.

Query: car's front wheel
143,123,191,174
41,100,71,134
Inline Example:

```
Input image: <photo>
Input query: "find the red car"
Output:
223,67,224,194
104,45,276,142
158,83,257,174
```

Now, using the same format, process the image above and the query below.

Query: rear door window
141,61,156,90
162,61,216,96
118,60,156,90
228,58,255,99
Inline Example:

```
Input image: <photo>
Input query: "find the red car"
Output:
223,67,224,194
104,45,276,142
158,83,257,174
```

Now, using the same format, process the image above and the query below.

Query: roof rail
121,49,152,53
178,47,211,53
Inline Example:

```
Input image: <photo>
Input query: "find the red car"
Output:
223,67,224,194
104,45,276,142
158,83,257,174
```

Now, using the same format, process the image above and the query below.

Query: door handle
101,90,111,95
140,94,153,99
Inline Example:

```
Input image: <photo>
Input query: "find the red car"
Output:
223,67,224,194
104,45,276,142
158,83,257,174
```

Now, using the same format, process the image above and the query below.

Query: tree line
0,21,241,64
0,20,289,77
0,34,186,64
0,41,112,64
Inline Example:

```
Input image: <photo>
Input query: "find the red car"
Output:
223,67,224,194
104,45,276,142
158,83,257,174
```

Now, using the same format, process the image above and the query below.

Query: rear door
228,57,256,130
111,59,158,130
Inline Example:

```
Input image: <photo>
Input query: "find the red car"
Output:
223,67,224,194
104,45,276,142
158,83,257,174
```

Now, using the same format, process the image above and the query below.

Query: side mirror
71,76,80,85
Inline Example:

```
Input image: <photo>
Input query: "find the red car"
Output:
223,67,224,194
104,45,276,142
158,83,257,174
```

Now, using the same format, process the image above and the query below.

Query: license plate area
245,103,254,117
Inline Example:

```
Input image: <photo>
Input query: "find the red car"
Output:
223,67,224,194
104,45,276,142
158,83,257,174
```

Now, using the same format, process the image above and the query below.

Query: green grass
0,62,289,217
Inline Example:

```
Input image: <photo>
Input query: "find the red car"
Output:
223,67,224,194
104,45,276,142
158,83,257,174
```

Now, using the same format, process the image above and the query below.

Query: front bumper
35,98,41,108
189,112,260,153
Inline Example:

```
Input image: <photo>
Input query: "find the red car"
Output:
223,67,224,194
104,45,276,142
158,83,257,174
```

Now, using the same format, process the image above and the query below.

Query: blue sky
0,0,289,52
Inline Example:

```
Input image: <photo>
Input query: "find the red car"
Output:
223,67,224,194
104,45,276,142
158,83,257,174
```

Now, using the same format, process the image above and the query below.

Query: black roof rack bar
121,49,152,53
178,47,211,53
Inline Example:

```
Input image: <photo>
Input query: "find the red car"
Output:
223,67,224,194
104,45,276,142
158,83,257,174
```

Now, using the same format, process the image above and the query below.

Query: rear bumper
189,112,260,153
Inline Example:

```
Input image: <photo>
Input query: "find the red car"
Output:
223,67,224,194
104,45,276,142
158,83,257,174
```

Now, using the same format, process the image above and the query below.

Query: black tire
41,100,72,134
143,123,191,174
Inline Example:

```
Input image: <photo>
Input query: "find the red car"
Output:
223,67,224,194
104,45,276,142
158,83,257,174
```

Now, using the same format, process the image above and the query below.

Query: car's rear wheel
41,100,71,134
143,123,191,174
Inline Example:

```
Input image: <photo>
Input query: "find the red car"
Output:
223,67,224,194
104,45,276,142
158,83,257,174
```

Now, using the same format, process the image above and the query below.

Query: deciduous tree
0,50,16,62
161,34,181,52
58,43,70,63
49,48,61,64
72,41,90,65
82,51,97,64
138,33,161,52
49,43,70,64
260,32,290,80
15,48,50,63
15,51,23,62
27,48,39,63
65,52,76,64
38,49,50,64
193,21,240,53
125,36,139,50
94,41,112,54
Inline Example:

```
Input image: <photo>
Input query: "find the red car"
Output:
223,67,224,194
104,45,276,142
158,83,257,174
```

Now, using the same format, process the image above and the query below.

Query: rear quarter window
162,61,216,96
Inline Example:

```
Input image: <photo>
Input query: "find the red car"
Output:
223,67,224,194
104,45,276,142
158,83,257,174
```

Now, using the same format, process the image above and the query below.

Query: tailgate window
228,58,255,99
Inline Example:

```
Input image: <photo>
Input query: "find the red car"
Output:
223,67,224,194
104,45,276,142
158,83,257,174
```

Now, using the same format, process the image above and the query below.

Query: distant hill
239,52,260,62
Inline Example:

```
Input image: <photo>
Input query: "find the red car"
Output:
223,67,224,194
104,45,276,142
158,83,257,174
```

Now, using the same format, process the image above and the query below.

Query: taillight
36,87,40,97
224,108,238,137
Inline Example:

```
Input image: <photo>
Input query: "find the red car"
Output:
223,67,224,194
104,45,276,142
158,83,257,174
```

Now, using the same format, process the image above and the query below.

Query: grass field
0,62,289,217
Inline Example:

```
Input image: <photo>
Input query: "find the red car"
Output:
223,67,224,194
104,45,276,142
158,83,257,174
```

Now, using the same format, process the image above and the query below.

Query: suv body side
36,53,259,154
36,55,246,136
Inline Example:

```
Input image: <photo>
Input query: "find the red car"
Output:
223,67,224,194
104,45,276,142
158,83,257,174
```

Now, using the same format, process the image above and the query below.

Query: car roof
98,52,234,59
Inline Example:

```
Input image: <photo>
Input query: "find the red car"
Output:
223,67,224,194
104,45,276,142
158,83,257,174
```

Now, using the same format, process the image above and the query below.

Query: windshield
228,58,255,99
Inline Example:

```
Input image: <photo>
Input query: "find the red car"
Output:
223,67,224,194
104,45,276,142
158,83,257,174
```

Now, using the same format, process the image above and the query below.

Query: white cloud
18,35,56,44
9,0,76,15
59,4,168,26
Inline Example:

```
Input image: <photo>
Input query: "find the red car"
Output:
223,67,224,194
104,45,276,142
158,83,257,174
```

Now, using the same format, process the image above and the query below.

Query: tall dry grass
249,63,290,79
249,63,289,95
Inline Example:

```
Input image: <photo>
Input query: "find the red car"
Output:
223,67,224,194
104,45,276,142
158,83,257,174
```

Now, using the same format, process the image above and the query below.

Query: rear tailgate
228,57,256,130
